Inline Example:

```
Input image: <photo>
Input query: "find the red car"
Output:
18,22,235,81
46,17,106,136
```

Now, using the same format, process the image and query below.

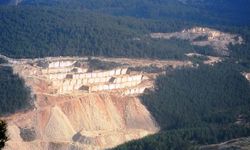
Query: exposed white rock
48,60,76,68
243,72,250,81
42,64,138,94
123,87,146,96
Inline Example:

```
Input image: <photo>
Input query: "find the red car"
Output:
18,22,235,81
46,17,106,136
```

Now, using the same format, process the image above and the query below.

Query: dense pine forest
20,0,250,25
0,120,8,149
0,6,201,59
1,1,250,59
0,66,32,116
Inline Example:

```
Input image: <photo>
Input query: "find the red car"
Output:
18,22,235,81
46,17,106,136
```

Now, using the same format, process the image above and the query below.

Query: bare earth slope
0,56,192,150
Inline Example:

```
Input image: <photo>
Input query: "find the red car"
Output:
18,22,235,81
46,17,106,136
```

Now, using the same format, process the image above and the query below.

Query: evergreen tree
0,120,8,149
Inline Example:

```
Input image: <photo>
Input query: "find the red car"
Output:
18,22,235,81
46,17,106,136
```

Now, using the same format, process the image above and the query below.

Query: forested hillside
0,66,32,116
17,0,250,25
115,62,250,149
1,5,249,60
143,63,250,130
1,0,250,59
0,6,204,59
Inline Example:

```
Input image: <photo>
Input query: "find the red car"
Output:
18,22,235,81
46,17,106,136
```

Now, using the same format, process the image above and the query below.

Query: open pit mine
0,55,192,150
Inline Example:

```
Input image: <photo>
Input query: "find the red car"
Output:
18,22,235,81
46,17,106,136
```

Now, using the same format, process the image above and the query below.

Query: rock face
4,88,157,149
246,73,250,81
5,94,157,149
1,56,191,150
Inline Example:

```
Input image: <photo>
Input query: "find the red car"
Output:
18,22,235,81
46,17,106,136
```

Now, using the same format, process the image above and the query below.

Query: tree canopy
0,120,8,149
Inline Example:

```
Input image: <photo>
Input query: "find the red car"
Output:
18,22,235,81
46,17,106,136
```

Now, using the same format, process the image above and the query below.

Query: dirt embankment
5,94,158,150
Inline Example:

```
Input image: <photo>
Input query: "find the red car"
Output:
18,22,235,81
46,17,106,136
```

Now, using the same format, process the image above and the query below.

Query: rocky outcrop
243,73,250,82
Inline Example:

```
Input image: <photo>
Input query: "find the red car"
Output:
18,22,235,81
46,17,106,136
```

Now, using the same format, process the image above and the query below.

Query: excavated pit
1,56,192,150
